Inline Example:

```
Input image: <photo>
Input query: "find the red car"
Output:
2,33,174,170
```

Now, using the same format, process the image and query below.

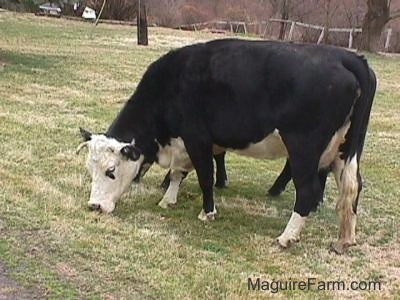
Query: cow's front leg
183,138,216,221
160,170,189,191
158,170,187,209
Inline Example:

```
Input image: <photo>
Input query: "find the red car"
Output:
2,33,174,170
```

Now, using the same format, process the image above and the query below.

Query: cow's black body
107,39,375,227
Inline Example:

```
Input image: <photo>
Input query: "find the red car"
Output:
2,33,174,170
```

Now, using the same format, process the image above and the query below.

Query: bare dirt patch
0,262,41,300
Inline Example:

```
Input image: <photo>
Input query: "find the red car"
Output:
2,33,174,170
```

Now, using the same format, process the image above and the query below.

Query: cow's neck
106,86,167,163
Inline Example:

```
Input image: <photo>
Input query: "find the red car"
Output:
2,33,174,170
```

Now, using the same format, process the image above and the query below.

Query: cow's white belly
157,130,288,171
157,138,191,170
157,123,351,171
230,130,287,160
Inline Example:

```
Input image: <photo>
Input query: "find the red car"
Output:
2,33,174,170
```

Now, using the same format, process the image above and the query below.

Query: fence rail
177,18,394,52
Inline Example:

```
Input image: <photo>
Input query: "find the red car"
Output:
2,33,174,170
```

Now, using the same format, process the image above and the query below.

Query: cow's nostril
88,203,101,211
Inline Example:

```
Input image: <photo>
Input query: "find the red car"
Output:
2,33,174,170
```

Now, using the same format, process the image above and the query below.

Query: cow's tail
330,54,376,254
340,55,376,162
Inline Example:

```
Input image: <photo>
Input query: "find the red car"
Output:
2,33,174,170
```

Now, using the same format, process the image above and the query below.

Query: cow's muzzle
88,203,102,212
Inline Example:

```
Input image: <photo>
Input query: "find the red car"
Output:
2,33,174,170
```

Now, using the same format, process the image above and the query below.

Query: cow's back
164,40,362,150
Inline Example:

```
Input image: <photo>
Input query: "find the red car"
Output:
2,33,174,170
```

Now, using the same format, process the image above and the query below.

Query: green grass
1,11,400,299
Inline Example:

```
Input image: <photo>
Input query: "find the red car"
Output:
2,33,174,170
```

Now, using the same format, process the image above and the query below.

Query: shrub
86,0,137,21
180,4,207,24
19,0,38,12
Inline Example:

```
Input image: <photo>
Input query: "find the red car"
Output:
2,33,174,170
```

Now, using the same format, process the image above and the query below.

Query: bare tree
321,0,342,44
342,0,365,28
279,0,291,40
323,0,332,43
361,0,400,52
137,0,148,46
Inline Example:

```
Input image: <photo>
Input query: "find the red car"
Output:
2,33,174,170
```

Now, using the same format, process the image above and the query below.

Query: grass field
1,10,399,299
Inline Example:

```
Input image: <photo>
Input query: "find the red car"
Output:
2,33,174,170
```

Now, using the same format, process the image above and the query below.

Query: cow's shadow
114,173,302,252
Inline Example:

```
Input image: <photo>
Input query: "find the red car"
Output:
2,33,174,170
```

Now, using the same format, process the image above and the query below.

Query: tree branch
389,9,400,21
95,0,107,26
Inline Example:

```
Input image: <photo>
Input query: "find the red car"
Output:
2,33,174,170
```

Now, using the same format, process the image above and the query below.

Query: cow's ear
80,127,92,141
120,145,141,161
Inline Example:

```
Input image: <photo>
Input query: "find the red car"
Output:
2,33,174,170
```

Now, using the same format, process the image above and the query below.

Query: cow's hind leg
276,142,324,248
277,174,322,248
330,154,360,254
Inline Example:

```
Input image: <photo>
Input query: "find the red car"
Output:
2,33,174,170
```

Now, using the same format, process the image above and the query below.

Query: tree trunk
360,0,389,52
137,0,148,46
323,0,331,44
278,0,290,40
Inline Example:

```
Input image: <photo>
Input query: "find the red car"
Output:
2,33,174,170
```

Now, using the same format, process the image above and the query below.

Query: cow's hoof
160,181,170,191
198,208,217,221
215,180,227,189
276,235,299,249
88,202,115,214
330,240,356,255
268,187,284,197
88,203,101,212
158,199,176,209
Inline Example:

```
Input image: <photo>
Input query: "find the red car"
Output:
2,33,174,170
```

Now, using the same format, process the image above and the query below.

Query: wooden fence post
243,22,247,35
262,21,269,38
385,28,392,52
348,28,354,49
317,28,324,44
288,21,295,41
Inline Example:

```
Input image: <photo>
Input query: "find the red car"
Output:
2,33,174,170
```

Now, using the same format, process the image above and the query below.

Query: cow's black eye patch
105,167,116,180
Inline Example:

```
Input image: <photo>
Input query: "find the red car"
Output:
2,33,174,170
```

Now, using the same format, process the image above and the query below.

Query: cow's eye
105,166,116,180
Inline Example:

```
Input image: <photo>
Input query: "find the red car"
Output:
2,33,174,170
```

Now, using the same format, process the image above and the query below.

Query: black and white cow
77,39,376,253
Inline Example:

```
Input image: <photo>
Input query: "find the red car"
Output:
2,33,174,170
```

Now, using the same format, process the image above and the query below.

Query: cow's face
76,128,143,213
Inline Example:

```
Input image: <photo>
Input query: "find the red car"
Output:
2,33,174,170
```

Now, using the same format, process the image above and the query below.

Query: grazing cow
77,39,376,253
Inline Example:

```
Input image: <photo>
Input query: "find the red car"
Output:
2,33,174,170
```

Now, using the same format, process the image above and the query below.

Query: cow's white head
76,128,143,213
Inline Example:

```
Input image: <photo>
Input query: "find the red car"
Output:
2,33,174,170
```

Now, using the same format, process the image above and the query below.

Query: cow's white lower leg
198,207,217,221
277,212,307,248
158,178,180,209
